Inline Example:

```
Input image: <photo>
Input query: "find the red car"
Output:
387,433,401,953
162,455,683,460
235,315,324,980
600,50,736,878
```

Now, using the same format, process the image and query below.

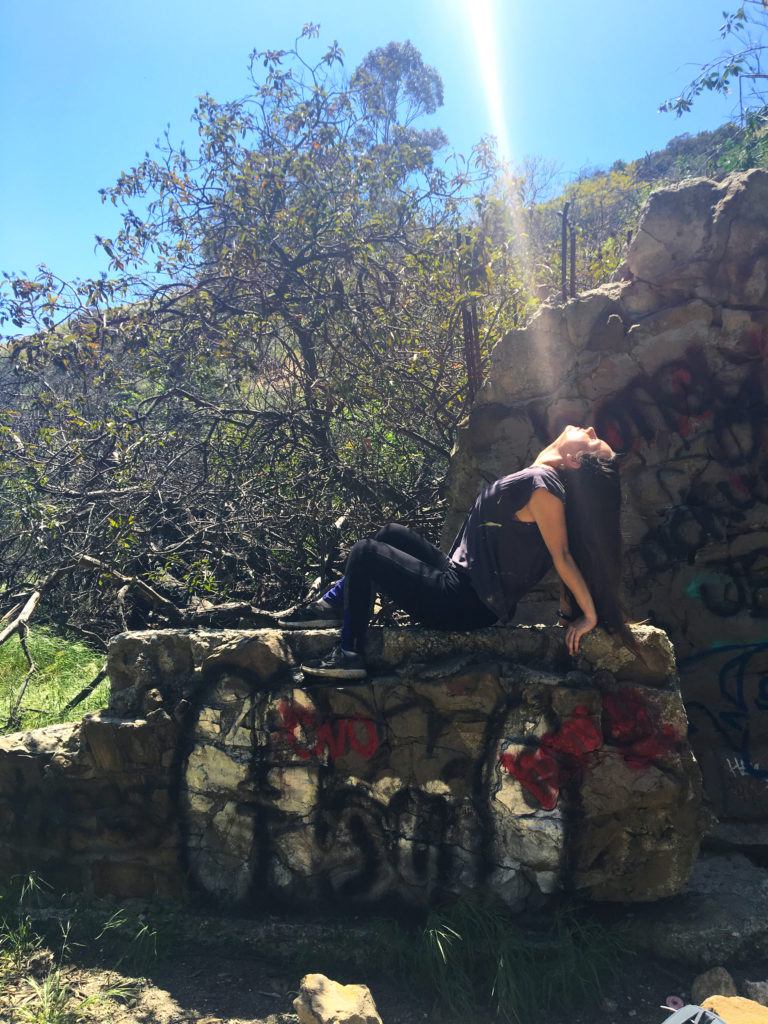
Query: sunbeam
462,0,512,162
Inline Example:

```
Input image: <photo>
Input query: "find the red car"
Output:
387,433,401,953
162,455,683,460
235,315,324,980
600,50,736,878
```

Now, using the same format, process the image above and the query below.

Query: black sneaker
277,599,343,630
301,645,367,680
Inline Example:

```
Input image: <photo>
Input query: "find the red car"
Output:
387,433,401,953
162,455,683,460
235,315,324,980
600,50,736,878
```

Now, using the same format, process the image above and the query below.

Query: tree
0,29,512,647
660,1,768,118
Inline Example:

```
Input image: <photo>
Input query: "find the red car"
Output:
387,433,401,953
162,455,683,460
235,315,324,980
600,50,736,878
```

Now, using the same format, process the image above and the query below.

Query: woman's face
561,425,615,462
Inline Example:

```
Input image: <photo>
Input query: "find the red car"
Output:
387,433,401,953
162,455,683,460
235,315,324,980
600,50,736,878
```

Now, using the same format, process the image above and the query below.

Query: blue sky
0,0,743,284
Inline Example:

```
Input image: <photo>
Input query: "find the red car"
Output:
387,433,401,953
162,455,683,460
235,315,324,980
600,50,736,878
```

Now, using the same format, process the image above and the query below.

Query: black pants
342,523,497,651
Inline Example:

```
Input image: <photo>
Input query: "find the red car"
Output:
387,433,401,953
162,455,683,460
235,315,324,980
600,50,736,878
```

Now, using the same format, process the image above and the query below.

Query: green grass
375,895,624,1024
0,627,107,735
0,881,143,1023
0,914,43,976
92,909,161,976
13,966,132,1024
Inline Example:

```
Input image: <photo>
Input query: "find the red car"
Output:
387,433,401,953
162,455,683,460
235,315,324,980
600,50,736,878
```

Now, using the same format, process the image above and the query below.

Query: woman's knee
346,537,379,572
374,523,407,544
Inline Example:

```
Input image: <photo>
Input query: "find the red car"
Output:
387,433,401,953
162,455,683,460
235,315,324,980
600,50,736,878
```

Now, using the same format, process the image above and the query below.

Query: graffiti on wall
594,345,765,463
589,342,768,816
683,642,768,778
178,660,691,909
499,690,680,810
275,698,379,761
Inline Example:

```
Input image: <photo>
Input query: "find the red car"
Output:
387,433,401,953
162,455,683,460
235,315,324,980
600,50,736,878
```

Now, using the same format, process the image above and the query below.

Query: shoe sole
277,619,342,629
301,664,367,680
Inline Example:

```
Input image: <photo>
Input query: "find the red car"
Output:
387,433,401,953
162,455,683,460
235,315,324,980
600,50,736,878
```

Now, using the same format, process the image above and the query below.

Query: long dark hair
561,453,638,654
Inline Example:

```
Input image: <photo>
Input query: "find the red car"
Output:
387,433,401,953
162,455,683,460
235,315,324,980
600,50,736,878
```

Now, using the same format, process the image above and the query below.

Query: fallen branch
0,591,41,647
180,601,278,628
61,661,108,714
0,564,78,644
5,623,38,731
75,554,183,625
0,600,24,627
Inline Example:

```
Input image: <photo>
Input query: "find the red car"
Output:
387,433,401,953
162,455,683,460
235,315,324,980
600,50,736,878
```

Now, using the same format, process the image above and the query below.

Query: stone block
91,860,161,899
479,308,571,404
202,631,295,684
745,981,768,1007
0,621,703,912
562,287,626,351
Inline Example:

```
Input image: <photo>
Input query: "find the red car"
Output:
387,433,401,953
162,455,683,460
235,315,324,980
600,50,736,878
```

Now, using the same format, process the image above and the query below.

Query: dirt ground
2,905,755,1024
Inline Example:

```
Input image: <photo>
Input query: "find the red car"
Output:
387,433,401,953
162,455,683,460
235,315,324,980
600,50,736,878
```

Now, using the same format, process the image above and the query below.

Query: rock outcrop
0,624,705,908
441,169,768,829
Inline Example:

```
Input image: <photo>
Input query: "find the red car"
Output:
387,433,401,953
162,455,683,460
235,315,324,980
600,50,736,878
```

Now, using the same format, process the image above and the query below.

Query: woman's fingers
565,616,597,655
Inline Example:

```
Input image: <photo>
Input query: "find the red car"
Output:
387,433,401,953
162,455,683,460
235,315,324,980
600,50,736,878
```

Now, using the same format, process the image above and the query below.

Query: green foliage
660,1,768,118
0,31,521,639
499,117,768,303
541,163,651,292
0,627,105,735
375,896,623,1023
716,105,768,169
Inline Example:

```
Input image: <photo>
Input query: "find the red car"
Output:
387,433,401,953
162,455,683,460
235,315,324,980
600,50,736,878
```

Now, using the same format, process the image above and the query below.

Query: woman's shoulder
498,464,564,497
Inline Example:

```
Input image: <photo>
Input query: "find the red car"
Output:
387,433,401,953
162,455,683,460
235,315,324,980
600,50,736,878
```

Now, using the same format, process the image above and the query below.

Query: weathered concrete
617,851,768,966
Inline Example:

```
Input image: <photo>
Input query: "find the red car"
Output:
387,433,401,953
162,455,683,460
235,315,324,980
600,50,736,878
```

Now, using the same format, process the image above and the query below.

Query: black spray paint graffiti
177,662,687,909
597,346,768,613
633,483,768,582
682,642,768,779
588,342,768,814
266,685,504,909
686,549,768,619
594,345,766,462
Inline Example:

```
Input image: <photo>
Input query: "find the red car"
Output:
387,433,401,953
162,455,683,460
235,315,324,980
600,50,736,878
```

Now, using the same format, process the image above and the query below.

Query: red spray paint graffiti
499,691,680,809
275,699,378,762
602,689,678,768
499,705,602,810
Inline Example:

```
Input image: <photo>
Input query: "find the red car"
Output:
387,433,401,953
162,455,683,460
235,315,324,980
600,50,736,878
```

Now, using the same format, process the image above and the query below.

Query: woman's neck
532,442,565,470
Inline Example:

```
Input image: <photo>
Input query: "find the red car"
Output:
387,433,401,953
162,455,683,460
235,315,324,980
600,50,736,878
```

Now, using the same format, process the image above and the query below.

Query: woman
280,426,634,679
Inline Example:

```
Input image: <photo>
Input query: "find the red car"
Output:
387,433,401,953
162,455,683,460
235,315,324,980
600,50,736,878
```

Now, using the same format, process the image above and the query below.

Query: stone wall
442,169,768,830
0,624,705,908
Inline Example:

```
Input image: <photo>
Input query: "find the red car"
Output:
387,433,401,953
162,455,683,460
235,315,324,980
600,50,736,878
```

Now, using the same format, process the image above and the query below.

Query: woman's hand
564,614,598,655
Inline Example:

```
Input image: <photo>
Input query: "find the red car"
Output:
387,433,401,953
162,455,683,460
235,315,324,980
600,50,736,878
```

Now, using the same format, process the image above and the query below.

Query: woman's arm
528,488,597,655
557,580,574,624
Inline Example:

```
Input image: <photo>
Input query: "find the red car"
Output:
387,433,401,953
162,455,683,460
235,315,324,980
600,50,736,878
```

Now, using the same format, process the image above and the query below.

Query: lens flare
463,0,511,161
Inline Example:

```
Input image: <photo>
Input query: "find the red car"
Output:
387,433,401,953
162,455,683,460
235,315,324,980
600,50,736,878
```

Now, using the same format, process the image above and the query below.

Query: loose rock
616,852,768,966
745,981,768,1007
691,966,737,1005
293,974,382,1024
